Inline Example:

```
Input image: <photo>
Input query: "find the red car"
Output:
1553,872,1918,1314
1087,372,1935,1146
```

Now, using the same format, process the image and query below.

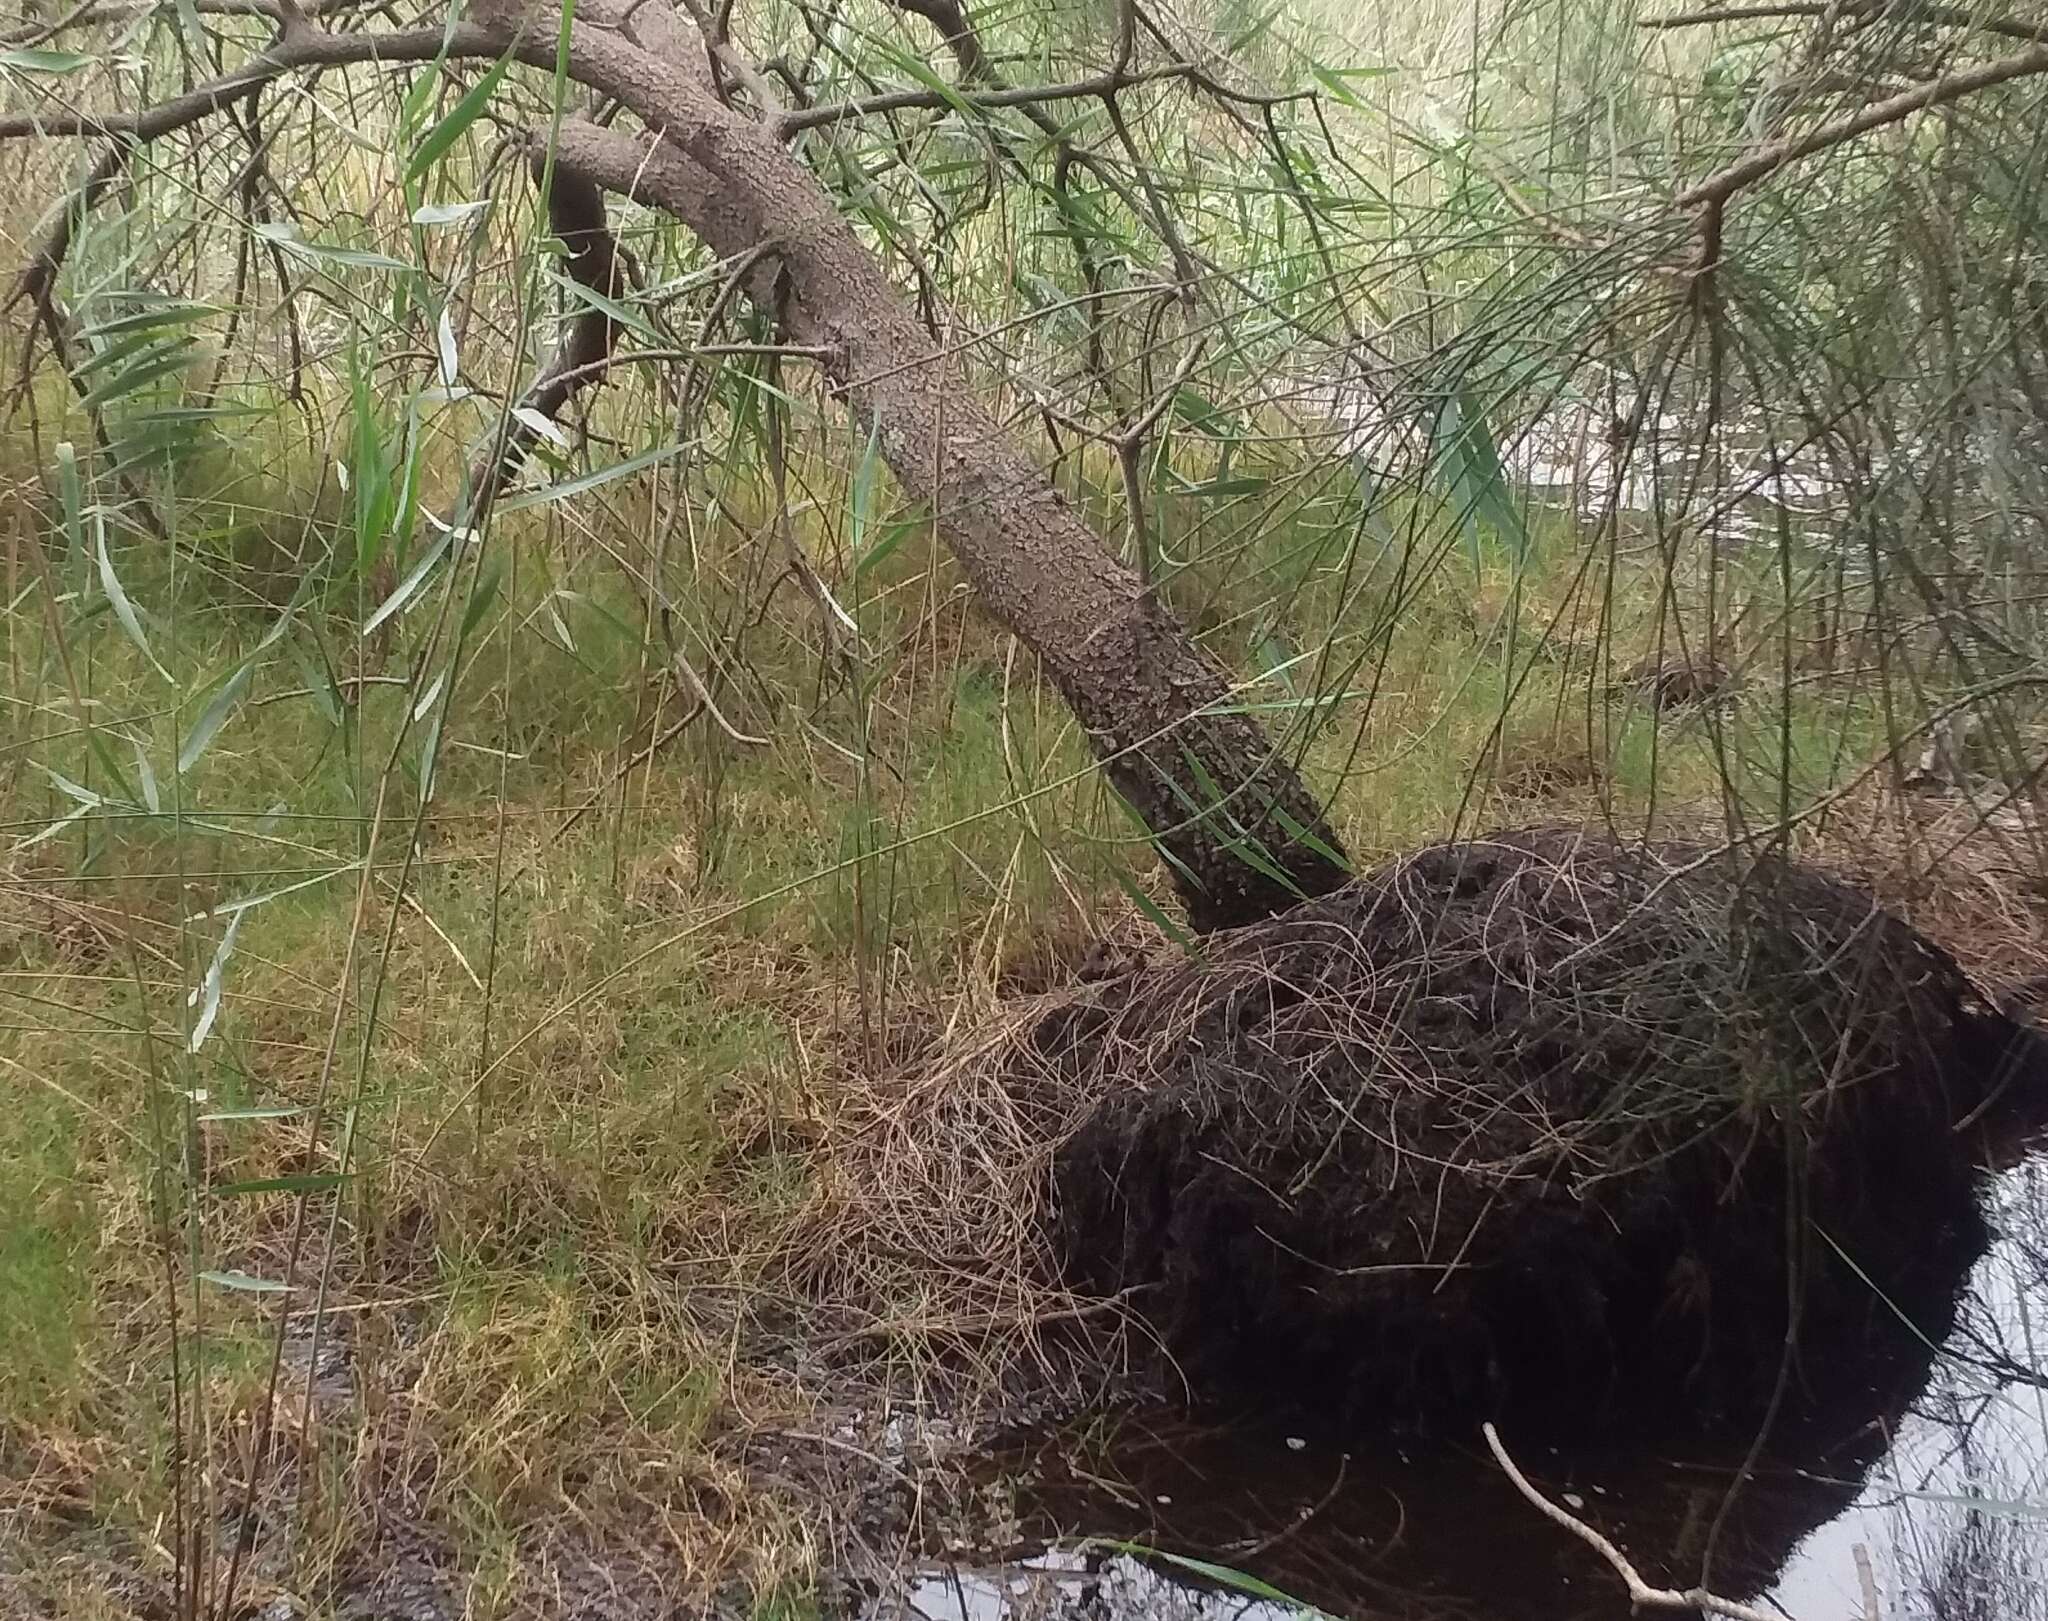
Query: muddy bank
1032,827,2046,1431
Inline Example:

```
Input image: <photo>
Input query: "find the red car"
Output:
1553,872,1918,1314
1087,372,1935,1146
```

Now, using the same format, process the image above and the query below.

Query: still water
880,1154,2048,1621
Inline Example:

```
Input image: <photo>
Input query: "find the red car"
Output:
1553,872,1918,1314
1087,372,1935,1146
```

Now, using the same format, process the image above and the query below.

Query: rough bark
528,128,1351,929
540,112,1344,928
492,0,1350,927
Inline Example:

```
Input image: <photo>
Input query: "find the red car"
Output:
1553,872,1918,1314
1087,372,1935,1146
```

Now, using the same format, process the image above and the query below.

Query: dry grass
1809,791,2048,1003
6,724,2048,1620
795,814,2048,1437
782,993,1130,1398
5,0,2048,1608
8,508,2048,1610
6,488,2047,1615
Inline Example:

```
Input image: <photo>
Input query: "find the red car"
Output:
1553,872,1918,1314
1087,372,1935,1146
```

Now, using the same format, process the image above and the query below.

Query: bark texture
476,0,1351,930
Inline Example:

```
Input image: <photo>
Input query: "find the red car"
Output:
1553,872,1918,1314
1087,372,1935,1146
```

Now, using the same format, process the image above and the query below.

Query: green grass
0,445,1986,1605
1,417,1900,1607
7,0,2045,1608
0,1091,94,1428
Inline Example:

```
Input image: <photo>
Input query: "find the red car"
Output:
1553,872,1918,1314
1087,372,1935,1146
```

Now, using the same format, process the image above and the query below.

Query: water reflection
1770,1155,2048,1621
884,1155,2048,1621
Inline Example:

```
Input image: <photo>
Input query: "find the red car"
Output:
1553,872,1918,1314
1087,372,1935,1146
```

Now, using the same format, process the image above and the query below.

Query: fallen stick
1481,1422,1788,1621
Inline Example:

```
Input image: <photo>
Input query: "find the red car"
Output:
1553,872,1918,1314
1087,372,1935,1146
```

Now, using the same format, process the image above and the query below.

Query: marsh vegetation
4,0,2048,1615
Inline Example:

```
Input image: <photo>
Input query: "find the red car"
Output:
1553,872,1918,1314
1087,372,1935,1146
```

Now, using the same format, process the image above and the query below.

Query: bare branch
1113,332,1207,589
0,24,482,141
5,144,126,321
669,641,767,746
1099,91,1200,300
452,154,632,528
0,0,361,45
1483,1425,1787,1621
880,0,989,75
1641,0,2048,45
773,60,1190,137
5,0,113,48
1675,39,2048,208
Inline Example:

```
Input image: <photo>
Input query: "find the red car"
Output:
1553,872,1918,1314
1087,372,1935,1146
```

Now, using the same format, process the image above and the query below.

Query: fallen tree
2,0,1351,932
11,0,2048,1466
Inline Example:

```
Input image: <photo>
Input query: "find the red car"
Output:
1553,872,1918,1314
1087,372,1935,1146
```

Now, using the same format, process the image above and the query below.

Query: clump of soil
1034,827,2041,1431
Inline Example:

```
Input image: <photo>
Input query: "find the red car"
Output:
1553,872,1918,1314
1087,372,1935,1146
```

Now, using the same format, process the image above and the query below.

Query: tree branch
0,0,1351,927
881,0,988,75
453,154,631,527
1641,0,2048,45
6,144,127,321
0,0,360,45
536,113,1349,924
1675,38,2048,208
0,24,483,141
1482,1424,1787,1621
772,60,1189,136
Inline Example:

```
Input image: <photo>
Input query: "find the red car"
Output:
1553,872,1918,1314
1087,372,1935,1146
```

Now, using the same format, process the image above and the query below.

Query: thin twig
540,700,707,851
1229,1451,1351,1561
671,644,768,747
775,61,1208,137
0,0,361,41
1641,0,2048,46
1482,1424,1788,1621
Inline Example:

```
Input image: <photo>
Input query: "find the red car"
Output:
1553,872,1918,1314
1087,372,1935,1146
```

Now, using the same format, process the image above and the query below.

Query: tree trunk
0,0,1351,929
456,160,628,522
469,0,1349,929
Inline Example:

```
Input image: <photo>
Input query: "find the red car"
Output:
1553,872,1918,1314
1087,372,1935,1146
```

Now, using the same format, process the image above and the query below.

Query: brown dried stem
1676,38,2048,208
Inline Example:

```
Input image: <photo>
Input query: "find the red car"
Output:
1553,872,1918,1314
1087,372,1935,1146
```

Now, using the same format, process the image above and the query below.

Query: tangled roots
800,827,2042,1431
1044,827,2032,1428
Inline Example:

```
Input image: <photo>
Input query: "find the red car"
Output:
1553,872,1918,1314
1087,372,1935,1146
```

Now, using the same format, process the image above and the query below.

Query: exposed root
797,824,2046,1432
782,991,1141,1408
1483,1421,1785,1621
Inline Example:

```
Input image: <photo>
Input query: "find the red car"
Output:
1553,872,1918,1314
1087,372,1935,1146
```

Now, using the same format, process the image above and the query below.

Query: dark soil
1037,827,2046,1432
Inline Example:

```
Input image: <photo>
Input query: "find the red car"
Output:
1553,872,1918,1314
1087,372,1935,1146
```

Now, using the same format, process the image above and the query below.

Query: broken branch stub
453,155,630,528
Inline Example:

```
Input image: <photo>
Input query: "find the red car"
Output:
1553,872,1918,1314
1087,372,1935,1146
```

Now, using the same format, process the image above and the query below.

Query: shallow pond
880,1153,2048,1621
